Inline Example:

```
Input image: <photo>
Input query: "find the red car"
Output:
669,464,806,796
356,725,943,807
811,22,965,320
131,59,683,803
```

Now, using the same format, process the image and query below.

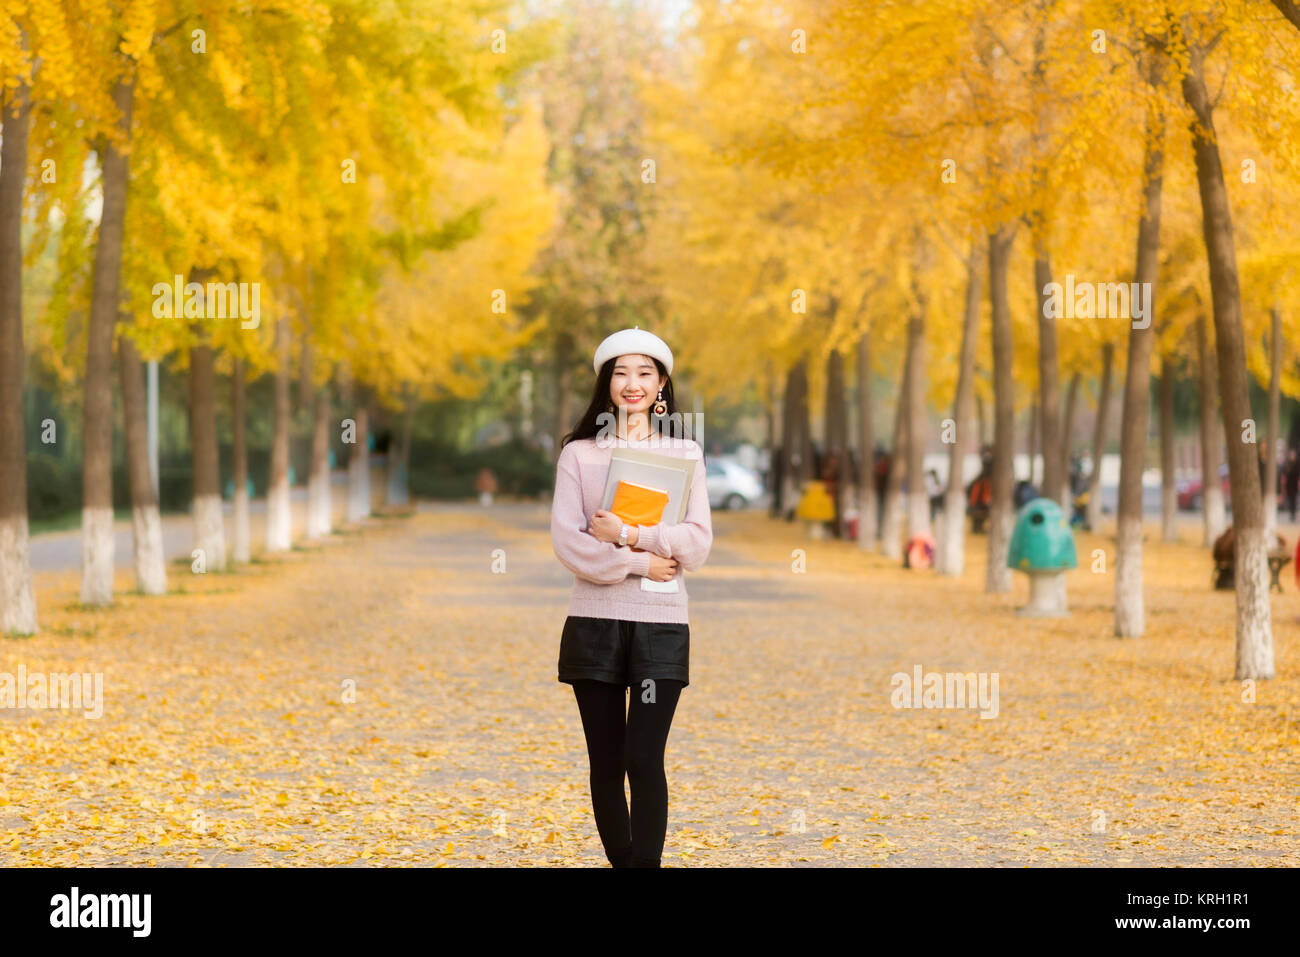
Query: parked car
706,457,765,510
1176,462,1231,511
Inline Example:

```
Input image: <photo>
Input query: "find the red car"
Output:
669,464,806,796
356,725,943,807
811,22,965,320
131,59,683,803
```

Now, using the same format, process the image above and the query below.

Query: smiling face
609,353,665,414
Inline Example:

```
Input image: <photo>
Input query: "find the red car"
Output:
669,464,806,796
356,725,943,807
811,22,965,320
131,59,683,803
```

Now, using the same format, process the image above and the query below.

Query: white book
598,448,697,593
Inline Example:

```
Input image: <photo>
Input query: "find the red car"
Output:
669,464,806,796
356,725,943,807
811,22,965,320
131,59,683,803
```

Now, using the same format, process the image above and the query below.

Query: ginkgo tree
3,0,554,631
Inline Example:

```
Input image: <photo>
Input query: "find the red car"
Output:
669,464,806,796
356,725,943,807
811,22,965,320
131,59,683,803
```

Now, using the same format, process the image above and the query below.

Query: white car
706,457,765,510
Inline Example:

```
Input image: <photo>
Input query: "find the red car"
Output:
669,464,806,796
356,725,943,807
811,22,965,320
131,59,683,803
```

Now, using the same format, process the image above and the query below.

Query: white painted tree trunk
387,459,409,506
1234,525,1275,679
347,406,371,523
193,494,226,573
907,491,930,542
266,481,292,551
985,508,1012,593
80,507,115,605
306,464,332,539
130,504,167,595
937,490,965,576
856,486,877,552
266,319,292,552
232,485,250,564
0,514,37,633
347,446,370,522
1113,516,1143,637
1204,483,1226,546
306,386,332,540
880,488,904,560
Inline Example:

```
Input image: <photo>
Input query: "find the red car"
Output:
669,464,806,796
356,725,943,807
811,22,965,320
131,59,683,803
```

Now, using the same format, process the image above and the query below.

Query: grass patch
41,622,101,639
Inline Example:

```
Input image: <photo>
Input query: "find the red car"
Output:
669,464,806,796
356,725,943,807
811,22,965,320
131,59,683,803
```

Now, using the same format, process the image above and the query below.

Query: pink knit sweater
550,435,712,623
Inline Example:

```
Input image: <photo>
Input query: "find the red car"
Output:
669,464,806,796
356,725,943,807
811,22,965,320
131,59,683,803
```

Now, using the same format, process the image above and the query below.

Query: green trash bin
1007,497,1077,615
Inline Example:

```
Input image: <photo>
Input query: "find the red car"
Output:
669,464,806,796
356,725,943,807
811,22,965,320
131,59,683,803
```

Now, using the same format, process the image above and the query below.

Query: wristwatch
617,524,629,547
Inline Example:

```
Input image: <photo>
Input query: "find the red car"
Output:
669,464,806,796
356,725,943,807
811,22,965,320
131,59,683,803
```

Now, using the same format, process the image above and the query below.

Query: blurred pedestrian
1283,448,1299,521
873,443,890,535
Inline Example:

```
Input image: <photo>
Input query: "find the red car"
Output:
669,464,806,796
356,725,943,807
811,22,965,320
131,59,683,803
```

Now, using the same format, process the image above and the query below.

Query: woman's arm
630,450,713,571
551,445,653,584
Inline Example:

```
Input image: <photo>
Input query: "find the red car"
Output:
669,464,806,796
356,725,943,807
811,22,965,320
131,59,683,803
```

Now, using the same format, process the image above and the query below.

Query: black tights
571,678,684,868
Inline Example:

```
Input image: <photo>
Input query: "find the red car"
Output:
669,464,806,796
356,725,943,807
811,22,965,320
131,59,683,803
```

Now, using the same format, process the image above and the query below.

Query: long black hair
560,356,680,449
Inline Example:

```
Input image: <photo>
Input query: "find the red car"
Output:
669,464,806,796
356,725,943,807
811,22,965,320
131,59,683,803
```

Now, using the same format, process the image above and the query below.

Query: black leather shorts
558,616,690,688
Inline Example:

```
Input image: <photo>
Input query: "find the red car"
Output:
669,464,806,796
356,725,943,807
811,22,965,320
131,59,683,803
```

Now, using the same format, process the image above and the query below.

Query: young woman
550,326,712,868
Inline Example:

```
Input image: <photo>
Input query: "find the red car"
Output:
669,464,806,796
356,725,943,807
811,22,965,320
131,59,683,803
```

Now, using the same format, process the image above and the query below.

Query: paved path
2,502,1297,866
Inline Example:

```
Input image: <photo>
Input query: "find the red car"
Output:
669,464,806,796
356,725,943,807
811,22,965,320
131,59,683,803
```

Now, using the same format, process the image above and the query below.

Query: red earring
651,389,667,416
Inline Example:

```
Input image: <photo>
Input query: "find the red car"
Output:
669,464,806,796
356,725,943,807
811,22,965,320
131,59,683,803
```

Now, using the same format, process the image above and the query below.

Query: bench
1212,550,1292,592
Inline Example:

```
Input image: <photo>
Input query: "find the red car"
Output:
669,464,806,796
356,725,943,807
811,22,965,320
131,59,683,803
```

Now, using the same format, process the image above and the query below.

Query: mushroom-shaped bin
1007,497,1078,616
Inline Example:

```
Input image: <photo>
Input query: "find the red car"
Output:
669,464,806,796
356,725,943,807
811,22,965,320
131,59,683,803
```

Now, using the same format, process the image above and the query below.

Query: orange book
610,480,670,551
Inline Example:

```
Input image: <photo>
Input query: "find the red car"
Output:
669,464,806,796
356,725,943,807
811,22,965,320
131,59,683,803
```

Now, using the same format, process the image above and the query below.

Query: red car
1176,463,1231,511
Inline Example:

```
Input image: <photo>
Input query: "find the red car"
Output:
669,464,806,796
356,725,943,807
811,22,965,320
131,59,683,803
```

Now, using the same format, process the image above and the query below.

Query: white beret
592,325,673,376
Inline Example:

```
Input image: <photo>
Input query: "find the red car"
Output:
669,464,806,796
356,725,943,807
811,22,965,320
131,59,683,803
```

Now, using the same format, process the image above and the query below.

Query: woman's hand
646,554,678,582
589,509,624,544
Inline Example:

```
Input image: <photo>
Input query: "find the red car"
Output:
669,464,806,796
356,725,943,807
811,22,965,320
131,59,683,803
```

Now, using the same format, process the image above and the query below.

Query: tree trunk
347,393,371,522
81,72,134,606
1115,76,1165,639
231,357,250,563
189,340,226,573
856,330,878,550
387,387,414,507
1087,343,1114,534
306,382,332,539
939,243,981,576
825,347,847,538
0,75,37,632
298,336,314,420
1265,306,1281,537
118,333,167,594
904,303,929,540
1196,314,1227,545
986,225,1016,593
1183,48,1274,679
1159,352,1178,543
1028,401,1039,484
780,364,798,519
796,358,814,488
1035,251,1062,504
881,358,909,561
784,358,813,514
1060,370,1081,507
765,366,779,515
266,319,292,551
400,395,415,501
